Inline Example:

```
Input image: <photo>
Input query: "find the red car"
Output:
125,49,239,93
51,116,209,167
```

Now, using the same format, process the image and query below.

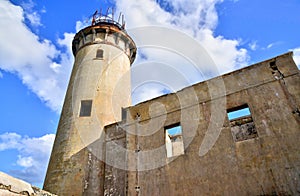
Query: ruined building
44,11,300,195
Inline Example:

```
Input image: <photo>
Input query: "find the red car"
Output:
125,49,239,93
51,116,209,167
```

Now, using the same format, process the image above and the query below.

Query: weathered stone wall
44,23,136,195
104,52,300,195
45,52,299,195
103,123,128,196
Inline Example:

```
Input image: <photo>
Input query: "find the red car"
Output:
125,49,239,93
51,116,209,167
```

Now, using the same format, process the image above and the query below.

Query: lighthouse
44,9,136,195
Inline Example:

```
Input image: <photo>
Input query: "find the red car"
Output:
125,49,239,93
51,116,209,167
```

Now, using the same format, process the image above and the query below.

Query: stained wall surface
103,52,300,195
43,23,136,195
45,52,299,195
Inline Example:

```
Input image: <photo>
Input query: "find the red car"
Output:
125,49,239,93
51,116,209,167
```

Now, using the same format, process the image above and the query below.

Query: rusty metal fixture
72,10,137,64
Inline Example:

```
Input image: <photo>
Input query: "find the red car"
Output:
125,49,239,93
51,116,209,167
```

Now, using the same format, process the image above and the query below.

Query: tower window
165,123,184,158
227,104,257,142
96,49,104,59
79,100,92,117
121,107,127,121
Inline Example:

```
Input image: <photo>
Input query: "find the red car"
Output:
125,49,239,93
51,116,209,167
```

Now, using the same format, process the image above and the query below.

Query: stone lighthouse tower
44,10,136,195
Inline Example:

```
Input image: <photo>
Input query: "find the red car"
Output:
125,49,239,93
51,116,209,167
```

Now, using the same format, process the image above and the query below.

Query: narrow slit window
79,100,92,117
227,104,257,142
165,123,184,158
96,49,104,59
121,107,127,121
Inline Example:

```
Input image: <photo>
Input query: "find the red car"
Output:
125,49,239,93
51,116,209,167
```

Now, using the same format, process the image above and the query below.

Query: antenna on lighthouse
105,7,110,19
91,10,98,26
118,12,122,24
99,8,102,18
91,7,126,30
122,14,125,28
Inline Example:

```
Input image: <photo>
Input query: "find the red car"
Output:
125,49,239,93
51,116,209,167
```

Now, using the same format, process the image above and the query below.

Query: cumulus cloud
114,0,249,103
0,132,55,185
133,84,168,104
20,0,43,27
0,0,73,112
0,0,249,109
292,47,300,69
25,11,42,27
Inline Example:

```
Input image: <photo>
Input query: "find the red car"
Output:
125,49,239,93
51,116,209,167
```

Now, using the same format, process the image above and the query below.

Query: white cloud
267,43,274,49
132,81,172,104
0,0,249,109
265,41,282,50
249,41,258,51
114,0,249,103
17,156,34,167
194,29,248,72
133,86,166,104
20,0,34,11
0,132,55,185
26,11,41,27
76,20,88,32
20,0,43,27
0,0,73,112
0,132,22,150
292,47,300,69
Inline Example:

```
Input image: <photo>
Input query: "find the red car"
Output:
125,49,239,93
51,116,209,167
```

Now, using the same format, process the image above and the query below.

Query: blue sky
0,0,299,188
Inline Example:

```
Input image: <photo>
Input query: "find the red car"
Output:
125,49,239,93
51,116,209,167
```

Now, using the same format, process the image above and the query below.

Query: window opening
121,107,127,121
227,104,257,142
165,123,184,158
79,100,92,117
96,49,104,59
227,106,251,120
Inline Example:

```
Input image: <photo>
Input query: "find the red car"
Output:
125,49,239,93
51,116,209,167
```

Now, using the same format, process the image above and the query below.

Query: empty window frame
227,105,251,121
96,49,104,59
227,104,257,142
79,100,92,117
165,123,184,158
121,107,127,121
